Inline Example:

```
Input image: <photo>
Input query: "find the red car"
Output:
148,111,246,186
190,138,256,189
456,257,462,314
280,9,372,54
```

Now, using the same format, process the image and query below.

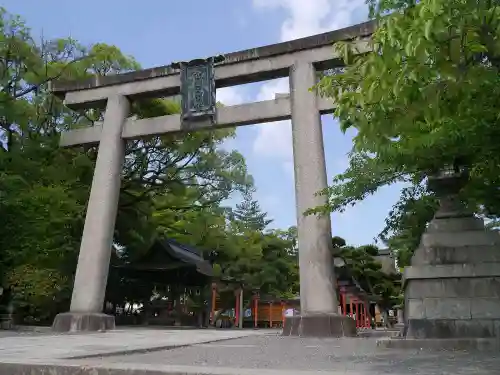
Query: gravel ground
76,334,500,375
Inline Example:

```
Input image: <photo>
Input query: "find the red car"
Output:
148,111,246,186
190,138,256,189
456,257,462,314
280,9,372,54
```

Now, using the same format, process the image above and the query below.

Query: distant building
375,248,397,274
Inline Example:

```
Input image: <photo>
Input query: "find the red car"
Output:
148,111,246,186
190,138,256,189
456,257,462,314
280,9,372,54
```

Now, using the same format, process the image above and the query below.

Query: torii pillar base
282,314,357,337
52,312,115,333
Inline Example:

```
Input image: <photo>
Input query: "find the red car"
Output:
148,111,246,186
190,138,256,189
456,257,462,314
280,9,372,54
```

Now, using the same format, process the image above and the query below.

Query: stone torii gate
50,21,374,336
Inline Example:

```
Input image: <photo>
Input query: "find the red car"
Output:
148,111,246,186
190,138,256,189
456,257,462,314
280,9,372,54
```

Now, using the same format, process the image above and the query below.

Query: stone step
405,277,500,299
377,337,500,351
427,216,485,233
404,263,500,281
411,245,500,265
421,231,500,248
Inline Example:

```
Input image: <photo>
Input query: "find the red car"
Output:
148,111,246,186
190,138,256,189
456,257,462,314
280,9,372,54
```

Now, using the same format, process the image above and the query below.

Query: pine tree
231,193,272,231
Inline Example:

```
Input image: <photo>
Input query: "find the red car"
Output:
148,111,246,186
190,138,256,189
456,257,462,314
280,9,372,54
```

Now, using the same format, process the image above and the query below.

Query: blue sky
4,0,403,246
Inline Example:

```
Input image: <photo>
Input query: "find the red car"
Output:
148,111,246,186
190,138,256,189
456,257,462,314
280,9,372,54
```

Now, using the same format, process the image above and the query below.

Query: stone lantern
393,162,500,349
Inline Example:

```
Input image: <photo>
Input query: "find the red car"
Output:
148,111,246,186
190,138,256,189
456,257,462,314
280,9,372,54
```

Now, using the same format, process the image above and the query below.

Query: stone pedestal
282,314,357,337
52,312,115,332
380,168,500,349
404,219,500,341
403,225,500,340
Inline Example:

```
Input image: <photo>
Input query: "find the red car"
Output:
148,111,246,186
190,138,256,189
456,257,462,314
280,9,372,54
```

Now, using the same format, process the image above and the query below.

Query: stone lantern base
282,313,357,337
379,168,500,350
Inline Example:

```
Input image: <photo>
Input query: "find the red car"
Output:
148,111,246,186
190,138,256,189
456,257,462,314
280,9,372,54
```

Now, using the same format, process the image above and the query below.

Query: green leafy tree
310,0,500,266
205,222,299,308
332,237,401,315
0,8,98,321
0,7,254,322
256,230,299,299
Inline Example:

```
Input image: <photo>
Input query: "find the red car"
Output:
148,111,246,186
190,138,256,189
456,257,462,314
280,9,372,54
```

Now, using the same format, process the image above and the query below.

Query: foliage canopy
312,0,500,265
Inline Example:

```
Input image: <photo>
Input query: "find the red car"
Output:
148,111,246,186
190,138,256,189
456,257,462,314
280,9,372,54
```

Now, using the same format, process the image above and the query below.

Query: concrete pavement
0,328,498,374
74,334,500,374
0,327,266,361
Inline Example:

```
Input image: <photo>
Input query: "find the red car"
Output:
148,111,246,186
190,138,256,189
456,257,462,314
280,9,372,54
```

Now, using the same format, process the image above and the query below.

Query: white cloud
218,87,249,153
253,120,292,159
250,0,367,177
216,86,246,106
224,1,368,177
252,0,367,38
252,78,294,176
255,78,289,102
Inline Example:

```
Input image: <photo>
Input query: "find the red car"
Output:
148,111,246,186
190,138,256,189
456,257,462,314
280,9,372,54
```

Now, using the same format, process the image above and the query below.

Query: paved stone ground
0,326,52,337
0,329,498,374
74,334,500,375
0,327,266,361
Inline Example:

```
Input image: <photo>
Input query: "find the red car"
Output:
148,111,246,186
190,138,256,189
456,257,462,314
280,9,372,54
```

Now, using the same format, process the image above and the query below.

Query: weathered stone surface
427,216,485,233
494,320,500,337
406,280,446,299
67,96,129,316
282,314,357,337
411,245,500,265
442,278,474,297
52,312,115,332
403,263,500,281
402,174,500,344
378,337,500,351
471,278,500,297
405,318,500,339
50,21,376,95
406,299,425,319
290,62,339,318
404,263,500,281
406,319,457,338
454,319,496,338
471,298,500,319
420,230,500,248
423,298,471,320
